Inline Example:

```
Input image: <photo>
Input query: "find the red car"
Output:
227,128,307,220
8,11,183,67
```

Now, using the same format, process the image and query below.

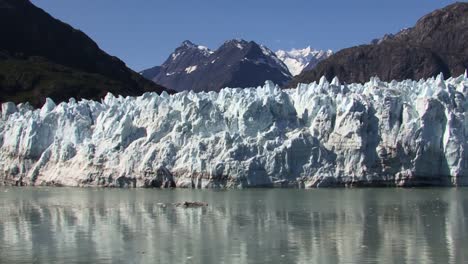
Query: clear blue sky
31,0,460,71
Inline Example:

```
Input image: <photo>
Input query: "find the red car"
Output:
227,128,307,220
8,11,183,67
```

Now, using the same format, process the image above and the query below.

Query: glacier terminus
0,74,466,188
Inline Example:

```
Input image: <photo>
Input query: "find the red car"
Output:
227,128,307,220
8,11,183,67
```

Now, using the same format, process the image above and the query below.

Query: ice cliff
0,73,467,188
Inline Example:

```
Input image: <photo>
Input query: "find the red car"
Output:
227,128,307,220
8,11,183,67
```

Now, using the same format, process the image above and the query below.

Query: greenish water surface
0,187,467,263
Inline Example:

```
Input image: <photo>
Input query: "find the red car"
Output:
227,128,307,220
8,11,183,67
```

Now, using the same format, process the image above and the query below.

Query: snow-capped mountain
141,40,212,84
275,47,333,76
1,74,467,188
141,39,292,92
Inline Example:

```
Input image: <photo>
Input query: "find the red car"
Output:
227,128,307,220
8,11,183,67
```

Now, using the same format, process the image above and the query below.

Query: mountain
275,47,333,76
2,73,466,187
0,0,170,108
141,39,292,92
370,28,411,45
289,2,468,86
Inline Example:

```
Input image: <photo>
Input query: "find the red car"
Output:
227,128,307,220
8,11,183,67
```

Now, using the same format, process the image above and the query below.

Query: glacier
0,73,467,188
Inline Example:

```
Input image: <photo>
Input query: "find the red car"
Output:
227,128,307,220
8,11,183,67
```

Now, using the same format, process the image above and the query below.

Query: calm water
0,188,467,264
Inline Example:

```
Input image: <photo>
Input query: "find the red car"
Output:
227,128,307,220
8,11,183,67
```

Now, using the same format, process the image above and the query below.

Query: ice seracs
0,74,466,188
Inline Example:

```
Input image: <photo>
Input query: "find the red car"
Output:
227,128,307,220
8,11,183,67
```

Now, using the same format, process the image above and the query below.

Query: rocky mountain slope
276,47,333,76
1,73,466,188
141,40,292,92
289,2,468,86
0,0,169,108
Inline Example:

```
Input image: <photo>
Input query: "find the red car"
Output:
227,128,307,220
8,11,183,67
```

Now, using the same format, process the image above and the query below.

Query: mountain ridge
141,39,292,92
0,0,171,107
288,2,468,86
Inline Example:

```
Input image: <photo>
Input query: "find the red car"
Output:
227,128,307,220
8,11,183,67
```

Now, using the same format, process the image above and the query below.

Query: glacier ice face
0,74,467,188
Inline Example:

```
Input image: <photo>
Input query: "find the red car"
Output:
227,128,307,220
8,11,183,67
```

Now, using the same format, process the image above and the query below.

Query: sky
31,0,461,71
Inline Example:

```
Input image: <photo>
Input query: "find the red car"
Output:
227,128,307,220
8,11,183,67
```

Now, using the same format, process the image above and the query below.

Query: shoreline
1,175,463,189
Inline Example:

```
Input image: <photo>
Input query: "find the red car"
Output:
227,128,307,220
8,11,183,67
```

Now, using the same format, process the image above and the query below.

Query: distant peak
224,39,251,47
225,38,248,43
181,40,197,48
221,39,252,51
276,46,333,58
165,40,213,63
175,40,212,56
275,46,333,76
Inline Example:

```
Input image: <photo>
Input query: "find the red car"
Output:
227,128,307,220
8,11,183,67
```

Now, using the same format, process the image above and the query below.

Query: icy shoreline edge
1,74,467,188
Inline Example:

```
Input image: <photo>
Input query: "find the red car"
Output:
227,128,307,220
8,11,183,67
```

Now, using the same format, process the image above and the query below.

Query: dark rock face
142,40,292,92
0,0,170,107
140,66,161,81
289,2,468,86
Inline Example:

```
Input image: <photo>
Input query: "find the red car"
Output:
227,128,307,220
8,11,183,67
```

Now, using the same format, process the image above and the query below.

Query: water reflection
0,188,467,264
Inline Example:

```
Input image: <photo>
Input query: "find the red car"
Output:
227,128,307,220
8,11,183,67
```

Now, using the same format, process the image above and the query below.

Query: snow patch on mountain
1,74,466,188
197,45,213,54
276,47,333,76
185,65,198,74
171,53,180,61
